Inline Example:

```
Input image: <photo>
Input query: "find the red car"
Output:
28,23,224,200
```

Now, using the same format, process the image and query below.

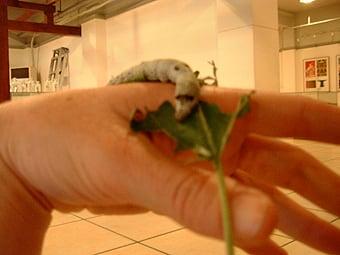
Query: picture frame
337,55,340,90
303,57,329,92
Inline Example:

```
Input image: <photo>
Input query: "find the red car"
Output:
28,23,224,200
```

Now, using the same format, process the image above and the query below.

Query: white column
216,0,280,91
279,49,296,92
81,18,108,87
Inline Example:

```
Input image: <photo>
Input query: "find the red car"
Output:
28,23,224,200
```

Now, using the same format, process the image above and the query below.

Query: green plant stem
214,157,234,255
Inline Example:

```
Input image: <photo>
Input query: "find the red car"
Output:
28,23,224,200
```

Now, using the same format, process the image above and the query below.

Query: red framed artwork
303,57,329,91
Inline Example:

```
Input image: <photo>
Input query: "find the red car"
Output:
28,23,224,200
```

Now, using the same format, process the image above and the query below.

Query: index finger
110,83,340,144
201,87,340,144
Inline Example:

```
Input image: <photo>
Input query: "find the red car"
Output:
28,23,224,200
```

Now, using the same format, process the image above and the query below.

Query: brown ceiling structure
8,0,157,49
7,0,340,49
1,0,82,101
2,0,156,101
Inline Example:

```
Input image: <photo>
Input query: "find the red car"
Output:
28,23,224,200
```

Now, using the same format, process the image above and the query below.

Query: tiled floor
42,139,340,255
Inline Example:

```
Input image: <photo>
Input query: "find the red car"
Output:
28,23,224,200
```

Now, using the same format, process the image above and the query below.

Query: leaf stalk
214,157,234,255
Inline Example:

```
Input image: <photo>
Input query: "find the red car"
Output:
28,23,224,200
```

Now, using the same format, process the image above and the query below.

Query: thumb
126,134,278,249
164,165,277,245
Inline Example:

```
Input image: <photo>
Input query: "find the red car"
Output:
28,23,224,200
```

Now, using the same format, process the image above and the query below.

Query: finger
236,134,340,216
108,83,340,158
110,84,340,144
235,171,340,254
200,86,340,144
104,83,175,119
87,205,149,215
124,132,278,248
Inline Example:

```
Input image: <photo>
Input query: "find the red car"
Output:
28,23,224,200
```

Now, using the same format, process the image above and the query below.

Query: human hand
149,85,340,254
0,84,339,255
199,87,340,254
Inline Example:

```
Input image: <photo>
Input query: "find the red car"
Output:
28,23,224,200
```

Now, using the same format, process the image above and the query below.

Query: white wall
216,0,280,90
106,0,217,82
13,0,217,89
253,25,280,91
82,19,108,87
9,48,32,68
279,49,296,92
9,0,280,91
280,43,340,92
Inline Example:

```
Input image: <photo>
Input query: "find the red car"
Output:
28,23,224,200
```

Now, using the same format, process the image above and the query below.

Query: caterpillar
108,59,201,121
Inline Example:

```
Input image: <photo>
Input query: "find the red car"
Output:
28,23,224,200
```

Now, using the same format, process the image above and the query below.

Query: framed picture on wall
337,55,340,90
303,57,329,91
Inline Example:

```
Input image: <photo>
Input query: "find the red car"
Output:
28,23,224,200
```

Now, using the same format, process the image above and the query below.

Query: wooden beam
16,9,36,21
8,20,81,36
8,0,55,13
45,9,54,24
0,0,10,102
46,0,57,4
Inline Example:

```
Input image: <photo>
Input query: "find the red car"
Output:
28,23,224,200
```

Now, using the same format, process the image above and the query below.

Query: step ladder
47,47,70,91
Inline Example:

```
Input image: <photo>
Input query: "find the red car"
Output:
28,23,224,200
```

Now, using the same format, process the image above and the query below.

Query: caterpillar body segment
108,59,201,120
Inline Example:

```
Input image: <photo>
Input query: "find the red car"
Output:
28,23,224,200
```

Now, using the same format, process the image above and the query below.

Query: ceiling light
300,0,315,4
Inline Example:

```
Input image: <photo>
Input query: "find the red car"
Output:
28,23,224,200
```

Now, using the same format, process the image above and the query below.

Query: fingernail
232,191,277,241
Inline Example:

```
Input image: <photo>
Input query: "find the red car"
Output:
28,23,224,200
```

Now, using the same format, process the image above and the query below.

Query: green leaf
198,101,231,158
237,92,253,118
131,94,251,161
131,101,213,159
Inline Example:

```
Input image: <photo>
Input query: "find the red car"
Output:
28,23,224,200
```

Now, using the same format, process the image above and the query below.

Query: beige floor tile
274,229,291,239
332,219,340,228
290,140,323,149
142,229,292,255
43,221,133,255
323,157,340,165
304,149,339,162
50,211,81,226
72,209,102,219
323,159,340,175
281,139,340,162
293,140,337,150
271,234,294,246
287,192,323,210
283,241,331,255
88,212,182,241
234,247,250,255
100,244,165,254
142,229,225,255
307,208,338,222
279,138,296,145
278,187,294,195
273,208,337,239
291,139,337,150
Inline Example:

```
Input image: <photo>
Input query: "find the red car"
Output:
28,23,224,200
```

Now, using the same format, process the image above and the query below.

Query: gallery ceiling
7,0,340,49
7,0,156,48
277,0,340,13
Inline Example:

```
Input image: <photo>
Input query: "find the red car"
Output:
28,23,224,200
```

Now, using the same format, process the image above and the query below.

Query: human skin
0,84,339,255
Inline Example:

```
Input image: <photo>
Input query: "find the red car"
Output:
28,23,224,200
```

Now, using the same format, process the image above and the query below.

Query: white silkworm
108,59,200,121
